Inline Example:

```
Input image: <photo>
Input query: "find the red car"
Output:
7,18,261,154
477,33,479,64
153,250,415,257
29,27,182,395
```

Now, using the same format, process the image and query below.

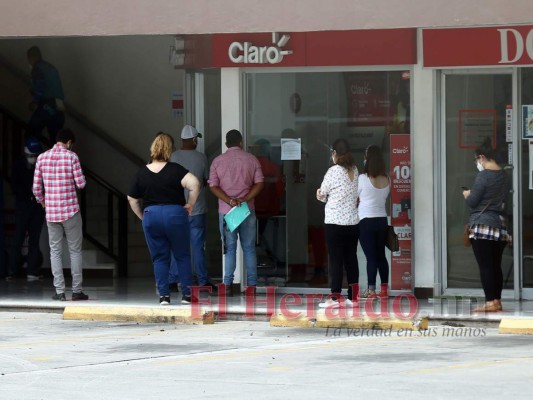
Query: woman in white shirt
358,145,390,299
316,139,359,307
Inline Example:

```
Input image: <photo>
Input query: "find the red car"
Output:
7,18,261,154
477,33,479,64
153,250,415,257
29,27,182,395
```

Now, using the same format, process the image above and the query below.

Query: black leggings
325,224,359,300
470,239,507,301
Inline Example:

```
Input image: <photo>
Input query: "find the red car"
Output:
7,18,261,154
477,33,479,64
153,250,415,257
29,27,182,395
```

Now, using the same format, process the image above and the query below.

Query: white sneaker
27,275,43,282
318,299,340,308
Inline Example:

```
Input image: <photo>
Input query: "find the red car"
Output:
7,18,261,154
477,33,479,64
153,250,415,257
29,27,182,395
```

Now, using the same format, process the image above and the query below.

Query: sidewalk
1,277,533,325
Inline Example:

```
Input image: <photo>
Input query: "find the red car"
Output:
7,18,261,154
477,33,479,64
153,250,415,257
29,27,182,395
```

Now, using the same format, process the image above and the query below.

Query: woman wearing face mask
316,138,359,308
463,138,511,313
358,145,390,299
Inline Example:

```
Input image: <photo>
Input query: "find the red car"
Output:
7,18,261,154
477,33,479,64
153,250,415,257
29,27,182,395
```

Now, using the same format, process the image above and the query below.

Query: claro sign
423,26,533,67
228,32,292,64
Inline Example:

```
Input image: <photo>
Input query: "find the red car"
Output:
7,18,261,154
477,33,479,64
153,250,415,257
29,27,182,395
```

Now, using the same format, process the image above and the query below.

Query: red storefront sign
344,72,390,127
184,29,416,69
424,25,533,67
390,134,412,291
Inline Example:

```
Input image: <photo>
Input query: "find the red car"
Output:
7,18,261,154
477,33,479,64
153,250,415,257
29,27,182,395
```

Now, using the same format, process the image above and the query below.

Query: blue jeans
169,214,209,285
359,217,389,289
142,205,192,296
219,211,257,286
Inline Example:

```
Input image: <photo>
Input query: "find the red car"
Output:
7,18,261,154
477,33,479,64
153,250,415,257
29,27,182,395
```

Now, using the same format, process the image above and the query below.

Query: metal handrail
0,106,128,277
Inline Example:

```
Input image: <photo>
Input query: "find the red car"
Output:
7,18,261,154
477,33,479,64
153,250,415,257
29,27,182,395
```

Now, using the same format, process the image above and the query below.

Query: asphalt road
1,312,532,399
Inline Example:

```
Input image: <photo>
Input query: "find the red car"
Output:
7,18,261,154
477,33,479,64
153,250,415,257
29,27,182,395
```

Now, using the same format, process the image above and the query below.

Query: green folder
224,202,251,232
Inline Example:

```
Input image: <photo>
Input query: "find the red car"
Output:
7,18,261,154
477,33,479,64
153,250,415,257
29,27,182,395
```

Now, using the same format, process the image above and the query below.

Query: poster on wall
344,72,389,127
172,91,184,118
390,134,412,291
506,105,513,143
523,105,533,139
530,140,533,190
459,109,496,148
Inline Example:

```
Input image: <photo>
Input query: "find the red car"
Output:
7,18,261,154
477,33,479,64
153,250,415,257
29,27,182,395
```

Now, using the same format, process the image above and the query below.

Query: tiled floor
1,277,533,322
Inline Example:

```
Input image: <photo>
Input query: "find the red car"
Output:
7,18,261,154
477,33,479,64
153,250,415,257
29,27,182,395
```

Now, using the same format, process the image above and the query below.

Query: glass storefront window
245,70,410,288
444,73,514,289
521,68,533,289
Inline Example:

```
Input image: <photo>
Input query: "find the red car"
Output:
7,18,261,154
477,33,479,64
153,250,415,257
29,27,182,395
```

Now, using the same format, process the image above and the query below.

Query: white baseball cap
181,125,202,139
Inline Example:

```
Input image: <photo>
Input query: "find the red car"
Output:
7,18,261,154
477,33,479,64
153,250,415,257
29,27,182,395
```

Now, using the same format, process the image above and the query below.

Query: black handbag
385,225,399,252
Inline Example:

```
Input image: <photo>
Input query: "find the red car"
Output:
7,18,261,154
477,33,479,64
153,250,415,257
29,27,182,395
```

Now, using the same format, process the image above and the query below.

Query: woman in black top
463,138,511,313
128,133,200,305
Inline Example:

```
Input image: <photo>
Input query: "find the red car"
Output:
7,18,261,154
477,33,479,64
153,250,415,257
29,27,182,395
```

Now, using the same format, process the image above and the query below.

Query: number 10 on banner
393,165,411,180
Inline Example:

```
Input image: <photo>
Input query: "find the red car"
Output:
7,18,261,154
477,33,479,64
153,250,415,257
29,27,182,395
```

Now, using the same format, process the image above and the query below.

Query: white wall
0,36,185,192
1,0,533,37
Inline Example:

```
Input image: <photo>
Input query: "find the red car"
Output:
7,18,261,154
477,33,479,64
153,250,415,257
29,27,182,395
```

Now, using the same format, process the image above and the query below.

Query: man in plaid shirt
33,129,88,301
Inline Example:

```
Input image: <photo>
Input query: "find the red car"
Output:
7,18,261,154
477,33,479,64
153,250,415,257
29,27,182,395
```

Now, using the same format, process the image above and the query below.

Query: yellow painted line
63,306,214,325
499,318,533,335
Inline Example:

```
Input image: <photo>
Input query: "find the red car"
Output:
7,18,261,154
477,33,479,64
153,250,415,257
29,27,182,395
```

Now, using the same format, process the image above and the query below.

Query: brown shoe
473,301,501,313
494,299,503,311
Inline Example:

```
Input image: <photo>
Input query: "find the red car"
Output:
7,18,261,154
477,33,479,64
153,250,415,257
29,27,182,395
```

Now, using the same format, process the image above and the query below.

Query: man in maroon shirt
209,130,264,294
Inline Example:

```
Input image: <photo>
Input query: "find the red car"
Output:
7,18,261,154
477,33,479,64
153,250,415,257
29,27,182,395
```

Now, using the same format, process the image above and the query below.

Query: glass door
245,70,410,291
520,68,533,299
185,70,222,281
442,71,515,295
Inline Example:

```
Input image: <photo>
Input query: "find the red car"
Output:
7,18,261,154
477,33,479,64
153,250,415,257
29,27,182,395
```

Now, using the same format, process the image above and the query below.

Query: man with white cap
170,125,217,292
7,136,45,281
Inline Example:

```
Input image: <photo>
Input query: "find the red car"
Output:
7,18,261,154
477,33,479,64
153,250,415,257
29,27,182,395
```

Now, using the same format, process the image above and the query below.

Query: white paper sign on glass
280,138,302,160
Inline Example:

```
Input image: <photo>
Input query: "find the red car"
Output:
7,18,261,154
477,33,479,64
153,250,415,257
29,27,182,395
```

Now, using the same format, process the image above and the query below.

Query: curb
63,306,215,325
499,318,533,335
270,313,429,331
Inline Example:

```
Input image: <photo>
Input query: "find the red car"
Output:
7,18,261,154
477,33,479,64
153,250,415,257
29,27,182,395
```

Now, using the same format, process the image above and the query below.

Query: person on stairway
27,46,65,144
6,137,45,282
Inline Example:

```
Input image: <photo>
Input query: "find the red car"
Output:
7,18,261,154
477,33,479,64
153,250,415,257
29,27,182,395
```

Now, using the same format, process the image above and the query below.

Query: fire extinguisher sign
389,134,412,291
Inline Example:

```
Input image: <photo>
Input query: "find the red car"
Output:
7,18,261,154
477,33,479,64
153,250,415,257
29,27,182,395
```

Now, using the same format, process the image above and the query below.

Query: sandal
360,289,377,299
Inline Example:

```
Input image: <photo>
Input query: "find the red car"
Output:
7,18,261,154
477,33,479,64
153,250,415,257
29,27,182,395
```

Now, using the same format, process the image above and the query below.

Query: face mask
363,159,367,167
26,156,36,165
476,161,484,172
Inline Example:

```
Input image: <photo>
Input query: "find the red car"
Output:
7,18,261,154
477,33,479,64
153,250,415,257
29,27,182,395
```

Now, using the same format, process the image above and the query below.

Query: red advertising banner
185,29,416,69
423,25,533,67
389,134,412,291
